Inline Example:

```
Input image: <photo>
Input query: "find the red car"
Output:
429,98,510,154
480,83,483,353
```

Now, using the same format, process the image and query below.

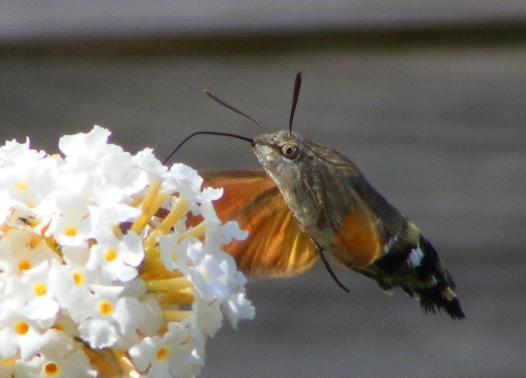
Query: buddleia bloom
0,126,254,377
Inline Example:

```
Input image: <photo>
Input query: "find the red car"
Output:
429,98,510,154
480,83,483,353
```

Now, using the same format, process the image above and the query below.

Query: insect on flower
165,73,465,320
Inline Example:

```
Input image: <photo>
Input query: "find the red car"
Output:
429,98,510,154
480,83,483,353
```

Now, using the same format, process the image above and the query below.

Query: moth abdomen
413,283,464,320
410,235,465,319
362,229,465,319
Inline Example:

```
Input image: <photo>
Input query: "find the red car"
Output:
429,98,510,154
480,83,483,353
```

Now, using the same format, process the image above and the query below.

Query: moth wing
202,170,318,278
333,192,383,269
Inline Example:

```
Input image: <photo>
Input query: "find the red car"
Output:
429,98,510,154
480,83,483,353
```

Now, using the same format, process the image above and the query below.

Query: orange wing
334,193,382,269
202,171,318,278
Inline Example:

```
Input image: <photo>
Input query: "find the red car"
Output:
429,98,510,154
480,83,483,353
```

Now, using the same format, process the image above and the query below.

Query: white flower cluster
0,126,254,377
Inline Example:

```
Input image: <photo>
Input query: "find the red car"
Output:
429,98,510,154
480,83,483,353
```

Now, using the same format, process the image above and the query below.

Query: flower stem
111,349,140,378
159,198,189,234
146,276,192,292
178,220,207,242
131,179,167,234
162,309,192,322
84,348,120,377
158,288,194,304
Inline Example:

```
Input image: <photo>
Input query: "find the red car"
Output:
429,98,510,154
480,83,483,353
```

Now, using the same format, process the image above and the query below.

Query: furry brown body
253,130,464,319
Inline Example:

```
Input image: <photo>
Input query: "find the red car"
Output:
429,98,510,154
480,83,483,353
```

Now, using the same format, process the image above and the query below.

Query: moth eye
281,143,299,160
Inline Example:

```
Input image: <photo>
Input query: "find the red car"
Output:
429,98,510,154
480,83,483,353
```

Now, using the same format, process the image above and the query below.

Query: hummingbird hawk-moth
168,73,465,320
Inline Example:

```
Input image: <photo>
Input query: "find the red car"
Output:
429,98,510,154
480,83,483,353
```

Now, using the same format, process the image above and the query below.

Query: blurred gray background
1,2,525,377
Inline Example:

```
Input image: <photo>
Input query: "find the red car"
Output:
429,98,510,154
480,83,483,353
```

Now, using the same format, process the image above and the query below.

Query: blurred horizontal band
1,17,526,58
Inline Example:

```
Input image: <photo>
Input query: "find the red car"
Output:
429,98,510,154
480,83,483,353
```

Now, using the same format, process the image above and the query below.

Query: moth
167,73,464,319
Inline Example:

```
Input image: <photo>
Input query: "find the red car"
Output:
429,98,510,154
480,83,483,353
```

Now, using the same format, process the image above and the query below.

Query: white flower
44,193,92,247
13,331,97,378
59,126,147,203
0,230,60,276
89,203,140,240
205,221,247,250
130,321,204,377
133,147,168,178
61,246,110,288
186,242,246,302
0,126,254,376
189,249,234,301
50,256,111,326
59,126,117,169
16,261,62,328
192,299,223,338
0,297,54,360
222,292,255,329
164,164,204,200
87,233,144,282
0,155,59,212
138,296,163,336
158,233,192,272
0,138,44,169
77,285,145,349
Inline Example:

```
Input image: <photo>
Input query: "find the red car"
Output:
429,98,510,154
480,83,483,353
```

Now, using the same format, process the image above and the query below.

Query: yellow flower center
103,249,117,262
29,234,41,248
0,356,17,367
98,300,113,316
14,180,28,192
43,362,60,376
14,321,29,335
64,226,77,236
33,282,47,296
155,346,170,361
72,271,84,285
18,259,31,272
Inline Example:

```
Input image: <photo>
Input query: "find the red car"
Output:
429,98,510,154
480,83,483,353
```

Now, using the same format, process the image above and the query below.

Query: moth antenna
203,89,267,129
318,249,351,293
163,131,253,164
289,71,302,135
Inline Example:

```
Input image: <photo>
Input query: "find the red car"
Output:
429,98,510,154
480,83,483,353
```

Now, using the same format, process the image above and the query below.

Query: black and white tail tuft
411,236,465,319
368,229,465,320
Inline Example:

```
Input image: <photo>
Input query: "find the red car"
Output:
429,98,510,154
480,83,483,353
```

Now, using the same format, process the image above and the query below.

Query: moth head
200,72,306,183
252,130,304,180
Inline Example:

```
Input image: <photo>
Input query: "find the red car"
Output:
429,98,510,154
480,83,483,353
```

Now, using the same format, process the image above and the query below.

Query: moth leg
318,249,351,293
